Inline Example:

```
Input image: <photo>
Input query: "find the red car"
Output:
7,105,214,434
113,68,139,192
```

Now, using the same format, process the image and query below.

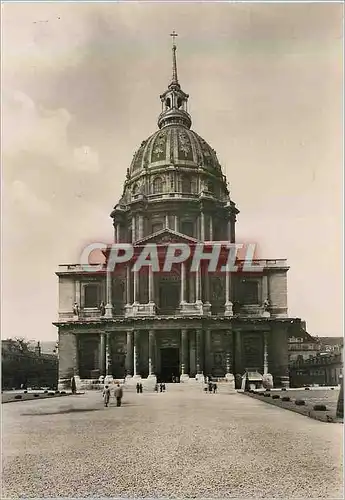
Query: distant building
317,336,343,354
288,321,321,362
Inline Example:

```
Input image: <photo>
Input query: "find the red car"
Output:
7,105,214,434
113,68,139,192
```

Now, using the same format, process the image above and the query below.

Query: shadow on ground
21,407,101,416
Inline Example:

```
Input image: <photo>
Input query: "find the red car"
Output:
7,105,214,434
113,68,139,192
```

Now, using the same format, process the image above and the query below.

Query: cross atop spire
170,30,178,47
170,30,179,87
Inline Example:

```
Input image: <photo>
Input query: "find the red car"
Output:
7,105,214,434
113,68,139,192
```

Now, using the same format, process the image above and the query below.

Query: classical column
148,330,156,377
224,271,233,316
227,219,231,242
105,269,113,318
205,271,211,303
196,329,203,375
200,212,205,241
74,333,80,377
99,333,106,376
132,215,136,243
209,216,213,241
148,265,154,303
195,267,202,304
165,214,169,228
263,332,268,374
174,215,178,232
180,262,186,303
262,331,273,389
75,280,81,310
114,223,119,243
125,330,134,377
133,270,139,304
126,265,131,305
180,329,189,378
262,275,269,303
225,330,234,382
105,333,111,376
133,330,140,378
204,329,211,376
234,329,243,382
138,215,144,240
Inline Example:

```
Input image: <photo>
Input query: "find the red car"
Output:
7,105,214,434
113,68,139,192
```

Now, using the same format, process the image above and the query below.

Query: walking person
213,383,218,394
103,385,111,407
139,383,143,394
136,382,140,394
114,383,123,407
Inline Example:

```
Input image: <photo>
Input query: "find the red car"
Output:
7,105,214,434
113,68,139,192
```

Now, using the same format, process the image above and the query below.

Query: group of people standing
204,381,218,394
154,383,166,393
102,383,123,407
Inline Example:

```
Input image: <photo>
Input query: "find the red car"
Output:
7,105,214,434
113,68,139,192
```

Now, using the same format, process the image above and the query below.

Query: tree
2,337,58,390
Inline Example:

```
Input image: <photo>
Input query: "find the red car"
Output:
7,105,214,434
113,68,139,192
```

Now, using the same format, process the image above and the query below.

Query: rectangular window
84,284,99,308
240,280,259,305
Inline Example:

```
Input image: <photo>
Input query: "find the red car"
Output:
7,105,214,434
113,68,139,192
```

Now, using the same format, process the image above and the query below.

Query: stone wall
268,271,288,315
58,330,77,380
59,277,75,313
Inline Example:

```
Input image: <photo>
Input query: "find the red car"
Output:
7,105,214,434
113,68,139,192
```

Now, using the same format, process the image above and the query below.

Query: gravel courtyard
2,385,344,499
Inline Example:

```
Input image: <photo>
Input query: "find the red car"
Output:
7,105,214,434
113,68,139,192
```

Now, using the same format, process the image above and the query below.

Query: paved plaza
2,385,344,499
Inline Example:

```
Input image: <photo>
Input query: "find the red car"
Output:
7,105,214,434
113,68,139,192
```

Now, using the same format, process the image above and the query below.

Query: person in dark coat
213,383,218,394
103,385,110,407
136,382,140,394
208,381,213,393
139,383,143,393
114,384,123,407
71,376,77,395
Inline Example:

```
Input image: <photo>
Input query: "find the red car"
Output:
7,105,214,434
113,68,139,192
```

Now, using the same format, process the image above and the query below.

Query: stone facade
54,40,304,389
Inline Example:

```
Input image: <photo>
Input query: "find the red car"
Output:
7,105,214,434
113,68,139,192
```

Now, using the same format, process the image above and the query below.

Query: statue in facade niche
72,303,79,316
99,301,106,316
263,299,270,311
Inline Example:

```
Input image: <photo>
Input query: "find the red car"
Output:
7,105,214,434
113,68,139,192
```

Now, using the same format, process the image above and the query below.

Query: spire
158,32,192,129
170,30,179,88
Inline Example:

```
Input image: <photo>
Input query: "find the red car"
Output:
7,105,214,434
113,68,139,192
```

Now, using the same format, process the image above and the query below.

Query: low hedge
282,396,291,402
272,395,280,400
295,399,306,406
14,395,22,400
313,404,327,411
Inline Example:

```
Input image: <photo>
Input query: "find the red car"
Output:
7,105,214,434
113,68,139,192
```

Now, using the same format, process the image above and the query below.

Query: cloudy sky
2,2,343,341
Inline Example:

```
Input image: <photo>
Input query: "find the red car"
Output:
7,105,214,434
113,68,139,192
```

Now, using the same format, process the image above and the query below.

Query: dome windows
153,176,165,193
182,175,192,193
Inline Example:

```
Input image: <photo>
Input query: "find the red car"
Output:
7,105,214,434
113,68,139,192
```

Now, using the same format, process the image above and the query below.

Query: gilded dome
129,125,223,178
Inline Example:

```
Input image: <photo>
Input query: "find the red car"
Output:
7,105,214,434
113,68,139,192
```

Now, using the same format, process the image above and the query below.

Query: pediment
134,228,198,246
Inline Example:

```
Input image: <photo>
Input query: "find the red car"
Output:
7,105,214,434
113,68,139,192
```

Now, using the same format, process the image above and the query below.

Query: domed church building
55,36,303,390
